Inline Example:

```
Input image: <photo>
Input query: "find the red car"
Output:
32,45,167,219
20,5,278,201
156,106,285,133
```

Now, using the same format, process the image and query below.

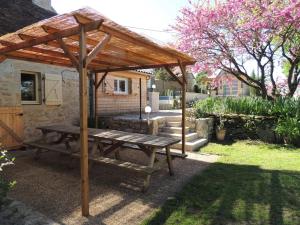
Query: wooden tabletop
37,125,180,148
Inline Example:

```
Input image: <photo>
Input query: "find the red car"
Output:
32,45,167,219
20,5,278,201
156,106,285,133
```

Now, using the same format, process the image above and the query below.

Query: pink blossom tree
174,0,300,99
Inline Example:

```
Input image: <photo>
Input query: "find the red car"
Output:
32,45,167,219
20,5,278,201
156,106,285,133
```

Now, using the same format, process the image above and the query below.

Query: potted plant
216,117,226,141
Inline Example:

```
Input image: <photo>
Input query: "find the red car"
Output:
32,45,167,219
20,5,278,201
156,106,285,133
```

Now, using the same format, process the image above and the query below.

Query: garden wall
210,114,280,143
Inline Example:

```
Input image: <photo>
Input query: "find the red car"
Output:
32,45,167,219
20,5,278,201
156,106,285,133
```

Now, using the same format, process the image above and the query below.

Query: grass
143,141,300,225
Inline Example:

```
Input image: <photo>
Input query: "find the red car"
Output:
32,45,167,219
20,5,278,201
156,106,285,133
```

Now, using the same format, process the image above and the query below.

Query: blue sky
52,0,190,44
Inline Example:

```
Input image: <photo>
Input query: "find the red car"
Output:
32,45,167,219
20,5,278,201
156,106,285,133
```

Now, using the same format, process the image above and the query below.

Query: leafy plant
275,117,300,145
0,147,15,207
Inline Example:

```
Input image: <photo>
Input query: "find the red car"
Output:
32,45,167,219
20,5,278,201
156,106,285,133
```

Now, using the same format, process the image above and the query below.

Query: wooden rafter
95,72,108,90
164,66,183,86
57,38,79,69
86,34,111,66
0,19,104,54
42,25,166,65
16,34,124,68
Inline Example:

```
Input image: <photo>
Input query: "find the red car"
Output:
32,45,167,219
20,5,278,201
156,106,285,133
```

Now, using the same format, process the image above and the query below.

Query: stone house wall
0,59,79,142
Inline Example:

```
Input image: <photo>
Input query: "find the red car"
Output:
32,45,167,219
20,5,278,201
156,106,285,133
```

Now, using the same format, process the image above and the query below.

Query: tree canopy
174,0,300,98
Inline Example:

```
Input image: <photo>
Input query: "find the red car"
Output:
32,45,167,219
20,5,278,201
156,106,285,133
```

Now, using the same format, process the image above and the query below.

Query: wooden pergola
0,8,195,216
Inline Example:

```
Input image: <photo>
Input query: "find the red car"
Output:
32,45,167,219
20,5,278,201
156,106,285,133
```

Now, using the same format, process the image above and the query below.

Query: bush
194,97,300,118
193,97,300,145
0,147,15,207
193,84,200,93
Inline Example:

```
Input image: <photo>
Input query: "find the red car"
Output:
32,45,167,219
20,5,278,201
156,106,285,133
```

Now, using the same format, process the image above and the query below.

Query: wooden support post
79,24,89,217
182,82,186,155
94,73,98,128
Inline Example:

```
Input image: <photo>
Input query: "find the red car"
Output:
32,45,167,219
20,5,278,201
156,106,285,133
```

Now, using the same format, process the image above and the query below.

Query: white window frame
232,80,238,96
21,71,41,105
113,77,128,94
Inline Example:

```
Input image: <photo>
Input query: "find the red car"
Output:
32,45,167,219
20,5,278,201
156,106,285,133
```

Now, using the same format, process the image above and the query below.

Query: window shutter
128,78,133,94
44,74,63,105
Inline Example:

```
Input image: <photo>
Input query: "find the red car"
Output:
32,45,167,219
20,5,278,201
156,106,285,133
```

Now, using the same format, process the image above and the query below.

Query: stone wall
211,114,279,143
0,59,79,141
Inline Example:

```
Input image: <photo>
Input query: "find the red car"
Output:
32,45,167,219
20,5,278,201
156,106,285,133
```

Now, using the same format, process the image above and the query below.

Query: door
0,107,24,150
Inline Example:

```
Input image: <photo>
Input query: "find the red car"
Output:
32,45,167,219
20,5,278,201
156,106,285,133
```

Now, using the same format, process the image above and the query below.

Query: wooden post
94,73,98,128
79,24,89,217
139,78,142,120
182,82,186,155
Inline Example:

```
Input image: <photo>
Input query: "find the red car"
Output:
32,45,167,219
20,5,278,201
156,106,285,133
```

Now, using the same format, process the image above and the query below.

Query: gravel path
3,148,217,225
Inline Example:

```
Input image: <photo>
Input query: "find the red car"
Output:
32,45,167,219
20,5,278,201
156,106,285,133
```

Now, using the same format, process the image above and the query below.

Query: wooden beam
5,51,72,65
164,66,183,86
95,72,108,90
79,24,89,217
17,34,125,67
0,19,104,55
178,60,187,84
57,38,79,69
6,55,73,68
86,34,111,66
0,39,66,58
93,62,190,73
0,55,6,63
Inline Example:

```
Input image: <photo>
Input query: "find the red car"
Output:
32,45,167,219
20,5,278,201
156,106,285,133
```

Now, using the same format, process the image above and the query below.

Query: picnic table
25,125,184,191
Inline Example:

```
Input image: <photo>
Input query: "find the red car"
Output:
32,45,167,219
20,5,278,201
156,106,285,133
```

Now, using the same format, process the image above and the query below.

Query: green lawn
143,141,300,225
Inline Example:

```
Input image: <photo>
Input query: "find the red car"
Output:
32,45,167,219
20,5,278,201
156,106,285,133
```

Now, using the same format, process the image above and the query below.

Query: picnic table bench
25,125,184,191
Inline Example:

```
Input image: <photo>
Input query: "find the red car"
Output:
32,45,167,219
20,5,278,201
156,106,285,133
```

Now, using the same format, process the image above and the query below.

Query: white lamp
151,84,156,90
145,105,152,113
145,105,152,124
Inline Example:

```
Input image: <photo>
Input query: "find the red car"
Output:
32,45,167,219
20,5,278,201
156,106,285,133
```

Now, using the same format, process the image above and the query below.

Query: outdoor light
151,84,156,89
145,105,152,113
145,105,152,125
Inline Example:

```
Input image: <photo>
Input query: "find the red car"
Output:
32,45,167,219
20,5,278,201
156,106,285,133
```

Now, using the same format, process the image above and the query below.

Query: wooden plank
79,24,89,217
155,150,187,159
0,107,24,149
37,125,181,148
86,34,111,66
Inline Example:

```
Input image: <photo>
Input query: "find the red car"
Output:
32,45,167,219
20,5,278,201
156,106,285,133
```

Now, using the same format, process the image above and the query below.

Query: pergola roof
0,7,195,72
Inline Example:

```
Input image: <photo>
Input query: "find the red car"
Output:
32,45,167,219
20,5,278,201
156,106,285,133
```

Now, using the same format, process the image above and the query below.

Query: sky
52,0,189,44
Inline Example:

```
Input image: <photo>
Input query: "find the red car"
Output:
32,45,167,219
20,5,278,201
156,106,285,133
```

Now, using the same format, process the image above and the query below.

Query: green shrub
275,117,300,145
0,147,15,207
193,97,300,145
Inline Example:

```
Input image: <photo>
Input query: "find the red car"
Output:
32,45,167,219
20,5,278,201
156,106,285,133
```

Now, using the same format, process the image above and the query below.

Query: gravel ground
3,148,217,225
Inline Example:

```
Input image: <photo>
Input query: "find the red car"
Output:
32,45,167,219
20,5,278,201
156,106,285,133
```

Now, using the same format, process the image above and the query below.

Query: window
114,77,128,94
223,83,230,96
21,72,40,104
232,80,238,96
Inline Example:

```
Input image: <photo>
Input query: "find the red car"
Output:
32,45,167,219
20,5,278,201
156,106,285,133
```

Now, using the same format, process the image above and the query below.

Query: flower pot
216,128,226,141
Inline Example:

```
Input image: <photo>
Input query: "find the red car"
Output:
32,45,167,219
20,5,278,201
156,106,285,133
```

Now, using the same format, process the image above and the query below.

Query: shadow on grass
143,163,300,225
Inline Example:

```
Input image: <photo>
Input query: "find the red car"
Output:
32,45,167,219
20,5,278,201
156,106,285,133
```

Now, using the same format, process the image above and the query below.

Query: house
199,71,250,97
0,0,149,148
154,69,195,95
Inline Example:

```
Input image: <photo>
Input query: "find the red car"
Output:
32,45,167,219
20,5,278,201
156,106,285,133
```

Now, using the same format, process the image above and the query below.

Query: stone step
161,126,189,134
159,132,199,142
166,121,182,127
165,116,182,123
171,138,208,151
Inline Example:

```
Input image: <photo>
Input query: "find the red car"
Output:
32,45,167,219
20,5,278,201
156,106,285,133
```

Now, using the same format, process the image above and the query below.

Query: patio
4,148,217,225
